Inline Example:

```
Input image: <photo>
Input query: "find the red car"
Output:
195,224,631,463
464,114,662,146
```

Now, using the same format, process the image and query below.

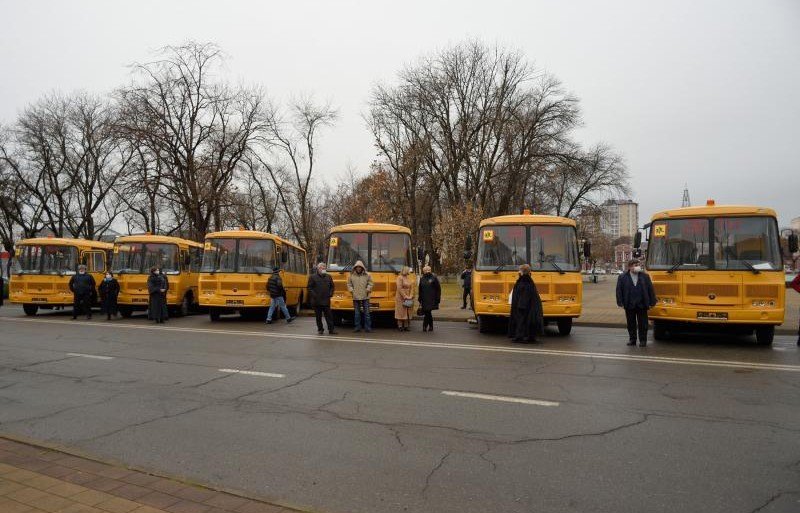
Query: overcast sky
1,0,798,226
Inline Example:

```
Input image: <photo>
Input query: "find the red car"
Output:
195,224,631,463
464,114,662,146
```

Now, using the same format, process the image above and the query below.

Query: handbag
402,298,414,309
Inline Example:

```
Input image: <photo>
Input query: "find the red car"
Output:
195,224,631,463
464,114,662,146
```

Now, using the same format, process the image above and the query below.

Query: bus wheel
118,306,133,318
477,315,492,334
175,295,190,317
755,326,774,346
209,309,221,321
556,318,573,336
22,304,38,316
653,321,668,341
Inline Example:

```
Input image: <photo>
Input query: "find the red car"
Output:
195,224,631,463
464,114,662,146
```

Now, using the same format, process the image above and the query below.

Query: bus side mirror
633,231,642,249
583,241,592,259
789,233,799,253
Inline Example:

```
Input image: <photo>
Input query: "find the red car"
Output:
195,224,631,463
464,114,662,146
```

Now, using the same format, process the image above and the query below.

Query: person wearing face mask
98,271,120,320
417,265,441,332
68,264,96,320
508,264,544,343
307,262,336,335
347,260,373,332
147,267,168,324
616,258,657,347
394,266,415,331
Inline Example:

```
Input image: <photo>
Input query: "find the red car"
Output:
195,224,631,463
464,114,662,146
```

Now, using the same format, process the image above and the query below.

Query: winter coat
508,274,544,341
347,263,373,301
267,273,286,298
394,274,414,320
99,278,120,313
460,269,473,290
307,272,335,307
147,273,168,321
418,273,441,311
616,271,657,310
69,273,96,297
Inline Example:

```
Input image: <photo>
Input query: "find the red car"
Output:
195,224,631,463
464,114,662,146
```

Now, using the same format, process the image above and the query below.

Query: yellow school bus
326,221,415,324
639,201,785,345
110,235,204,317
198,230,307,320
9,237,112,316
472,211,583,335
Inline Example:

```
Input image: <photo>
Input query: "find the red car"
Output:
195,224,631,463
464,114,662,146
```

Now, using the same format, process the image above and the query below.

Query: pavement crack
78,403,209,442
509,414,651,444
749,491,797,513
240,364,340,401
422,451,451,499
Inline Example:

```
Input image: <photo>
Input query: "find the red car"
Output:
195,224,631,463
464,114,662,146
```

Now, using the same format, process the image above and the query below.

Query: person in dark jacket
160,269,170,321
147,267,168,324
266,267,294,324
508,264,544,343
460,265,472,309
616,258,657,347
69,264,96,320
418,266,441,332
307,262,336,334
790,273,800,346
0,273,4,307
98,272,120,320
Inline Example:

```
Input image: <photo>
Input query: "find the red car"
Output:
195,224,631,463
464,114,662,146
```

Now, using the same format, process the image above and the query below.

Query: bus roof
204,230,305,251
15,237,113,250
651,204,778,221
479,214,576,228
329,222,412,235
114,234,203,248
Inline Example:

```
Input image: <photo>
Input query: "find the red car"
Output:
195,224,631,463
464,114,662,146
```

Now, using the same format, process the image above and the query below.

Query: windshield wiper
549,259,565,275
741,260,760,275
667,261,684,273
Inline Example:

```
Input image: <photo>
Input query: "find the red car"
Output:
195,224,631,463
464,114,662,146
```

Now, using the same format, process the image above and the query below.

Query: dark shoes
460,306,466,309
287,317,295,323
317,330,324,335
639,342,647,347
329,330,337,335
266,320,273,324
353,328,362,333
627,340,636,346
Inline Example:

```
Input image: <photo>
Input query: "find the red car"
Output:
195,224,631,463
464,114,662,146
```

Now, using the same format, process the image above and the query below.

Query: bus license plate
697,312,728,320
226,300,244,306
370,303,380,308
132,298,148,303
31,297,48,303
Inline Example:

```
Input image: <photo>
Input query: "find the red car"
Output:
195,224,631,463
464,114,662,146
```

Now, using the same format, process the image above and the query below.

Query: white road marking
219,368,285,378
4,317,800,373
67,353,114,360
442,390,559,407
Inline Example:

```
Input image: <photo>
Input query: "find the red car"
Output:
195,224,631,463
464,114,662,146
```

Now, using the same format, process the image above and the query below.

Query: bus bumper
474,301,581,318
649,306,784,325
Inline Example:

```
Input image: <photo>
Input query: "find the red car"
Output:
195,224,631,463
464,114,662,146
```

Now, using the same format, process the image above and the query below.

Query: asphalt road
0,306,799,513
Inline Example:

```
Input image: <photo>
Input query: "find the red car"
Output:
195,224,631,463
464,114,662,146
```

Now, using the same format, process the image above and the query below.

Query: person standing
266,267,294,324
0,272,4,308
69,264,96,320
98,272,120,320
148,267,167,324
791,273,800,346
160,269,170,321
460,265,473,310
616,259,657,347
508,264,544,343
418,266,441,332
347,260,373,333
307,262,336,335
394,266,414,331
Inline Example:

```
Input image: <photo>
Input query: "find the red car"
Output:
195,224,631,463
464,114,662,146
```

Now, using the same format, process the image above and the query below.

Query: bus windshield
200,238,275,274
112,243,179,274
327,232,412,272
17,245,79,275
645,216,780,271
476,225,579,271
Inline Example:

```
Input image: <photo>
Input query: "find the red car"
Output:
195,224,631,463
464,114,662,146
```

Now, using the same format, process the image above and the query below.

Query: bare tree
116,42,267,240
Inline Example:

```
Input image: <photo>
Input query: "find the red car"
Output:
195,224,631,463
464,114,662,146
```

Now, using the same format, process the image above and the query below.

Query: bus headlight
751,300,774,307
203,290,215,295
660,298,675,305
558,296,576,302
255,292,267,298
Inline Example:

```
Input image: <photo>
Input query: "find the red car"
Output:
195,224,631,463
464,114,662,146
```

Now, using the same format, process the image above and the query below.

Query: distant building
614,243,634,269
600,199,639,239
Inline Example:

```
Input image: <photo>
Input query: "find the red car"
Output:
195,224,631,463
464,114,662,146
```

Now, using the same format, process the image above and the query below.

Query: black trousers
422,309,434,330
462,288,471,308
625,308,649,342
314,305,334,332
73,294,91,318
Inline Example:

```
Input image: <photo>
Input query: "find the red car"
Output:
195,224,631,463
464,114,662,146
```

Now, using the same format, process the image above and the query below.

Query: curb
0,431,334,513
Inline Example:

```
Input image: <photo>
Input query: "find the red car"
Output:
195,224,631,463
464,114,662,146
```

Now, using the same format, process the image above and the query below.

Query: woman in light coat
394,266,414,331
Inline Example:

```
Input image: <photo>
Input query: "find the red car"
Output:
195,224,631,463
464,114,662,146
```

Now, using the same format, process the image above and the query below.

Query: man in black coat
307,262,336,335
68,264,96,320
508,264,544,343
616,258,657,347
460,265,472,309
418,265,441,332
98,272,120,320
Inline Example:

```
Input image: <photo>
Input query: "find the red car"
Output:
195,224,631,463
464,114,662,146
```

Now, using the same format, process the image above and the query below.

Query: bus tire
175,295,191,317
209,309,221,321
118,306,133,318
556,317,573,336
22,304,38,316
755,326,774,346
653,321,668,341
477,315,492,334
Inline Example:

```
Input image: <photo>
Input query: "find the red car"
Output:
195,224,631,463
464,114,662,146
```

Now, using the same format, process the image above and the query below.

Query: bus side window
291,248,299,274
191,247,202,272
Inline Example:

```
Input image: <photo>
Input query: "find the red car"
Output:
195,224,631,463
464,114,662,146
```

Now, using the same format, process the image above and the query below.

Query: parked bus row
5,202,794,345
